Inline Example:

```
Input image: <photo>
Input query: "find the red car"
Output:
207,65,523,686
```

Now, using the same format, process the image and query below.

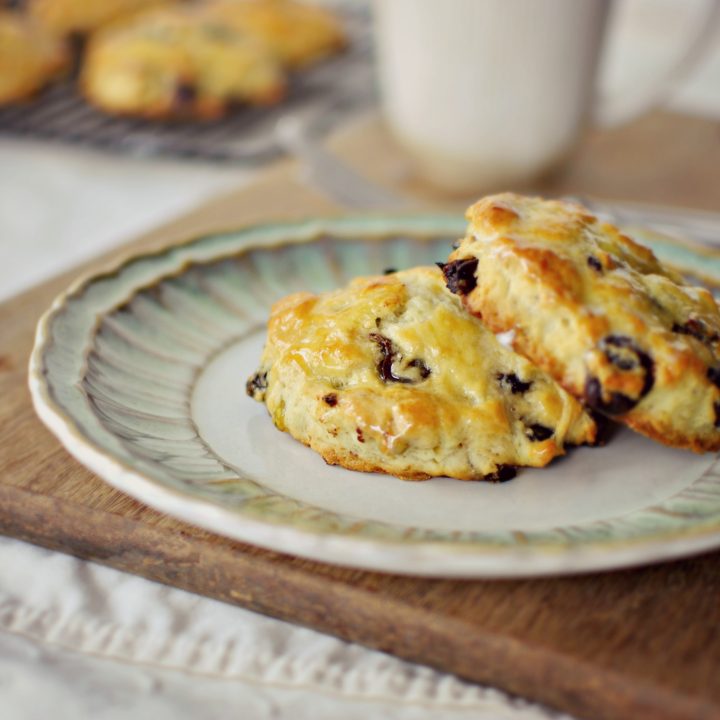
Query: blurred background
0,0,718,301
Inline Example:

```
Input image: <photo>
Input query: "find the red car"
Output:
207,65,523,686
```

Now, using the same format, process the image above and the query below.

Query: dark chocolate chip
356,427,365,443
440,257,479,295
587,256,603,272
323,393,338,406
246,371,268,397
407,358,432,379
383,267,397,275
707,366,720,389
525,424,554,442
714,402,720,429
369,333,430,384
484,465,517,483
375,317,381,328
497,372,532,395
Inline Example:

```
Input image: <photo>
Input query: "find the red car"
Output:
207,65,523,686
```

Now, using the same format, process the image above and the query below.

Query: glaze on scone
202,0,347,68
247,267,597,481
443,192,720,452
81,6,285,119
0,11,67,104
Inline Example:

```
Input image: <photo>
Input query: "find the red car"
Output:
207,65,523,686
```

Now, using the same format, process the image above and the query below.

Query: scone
202,0,347,69
442,192,720,452
0,11,67,104
81,6,286,119
28,0,173,36
247,266,598,481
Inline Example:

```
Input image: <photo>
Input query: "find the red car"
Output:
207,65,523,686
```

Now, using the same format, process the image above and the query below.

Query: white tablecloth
0,537,564,720
2,2,719,716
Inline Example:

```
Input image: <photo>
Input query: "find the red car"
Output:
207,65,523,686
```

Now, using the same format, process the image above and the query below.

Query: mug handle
593,0,720,127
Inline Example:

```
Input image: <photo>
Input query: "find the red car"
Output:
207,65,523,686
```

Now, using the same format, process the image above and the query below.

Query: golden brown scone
81,6,286,119
247,267,598,482
202,0,347,69
0,11,67,104
28,0,173,36
442,192,720,452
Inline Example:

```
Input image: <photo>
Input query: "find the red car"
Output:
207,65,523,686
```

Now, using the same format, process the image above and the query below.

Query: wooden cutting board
2,112,720,720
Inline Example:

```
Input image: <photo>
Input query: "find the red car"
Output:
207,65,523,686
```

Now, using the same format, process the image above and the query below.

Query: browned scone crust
202,0,347,69
0,11,67,104
247,267,597,482
28,0,173,36
81,6,286,120
443,192,720,452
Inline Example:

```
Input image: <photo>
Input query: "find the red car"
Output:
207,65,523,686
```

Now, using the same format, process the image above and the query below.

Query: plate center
192,332,714,533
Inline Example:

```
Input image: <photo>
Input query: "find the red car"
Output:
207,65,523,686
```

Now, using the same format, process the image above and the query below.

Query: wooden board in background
1,112,720,720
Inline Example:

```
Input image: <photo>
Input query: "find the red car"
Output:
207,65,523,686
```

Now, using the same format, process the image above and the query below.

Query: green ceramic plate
29,215,720,577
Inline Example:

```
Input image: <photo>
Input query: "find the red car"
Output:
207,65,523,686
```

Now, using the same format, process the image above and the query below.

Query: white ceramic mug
373,0,720,193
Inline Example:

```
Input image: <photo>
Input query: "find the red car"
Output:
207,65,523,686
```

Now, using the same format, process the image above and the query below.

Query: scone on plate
81,6,286,119
0,11,68,104
247,266,598,481
202,0,347,69
28,0,174,37
443,192,720,452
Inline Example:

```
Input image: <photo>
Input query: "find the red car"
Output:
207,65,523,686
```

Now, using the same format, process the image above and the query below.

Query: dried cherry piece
584,378,637,416
497,372,532,395
584,335,656,415
525,424,554,442
602,335,655,398
484,465,517,483
673,318,719,344
439,258,478,295
173,82,197,110
369,333,430,384
246,370,268,397
407,358,432,379
707,367,720,389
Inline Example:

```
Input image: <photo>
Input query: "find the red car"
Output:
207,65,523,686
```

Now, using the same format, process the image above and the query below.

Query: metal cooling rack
0,5,375,163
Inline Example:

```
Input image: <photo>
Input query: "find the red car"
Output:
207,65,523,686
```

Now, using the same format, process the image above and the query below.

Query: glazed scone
442,192,720,452
28,0,173,36
81,6,285,119
247,267,598,481
0,11,67,104
202,0,347,69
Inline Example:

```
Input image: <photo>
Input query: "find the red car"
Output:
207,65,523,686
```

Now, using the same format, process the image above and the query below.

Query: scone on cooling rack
81,6,286,119
201,0,347,69
442,192,720,452
247,267,598,482
0,11,67,104
28,0,174,37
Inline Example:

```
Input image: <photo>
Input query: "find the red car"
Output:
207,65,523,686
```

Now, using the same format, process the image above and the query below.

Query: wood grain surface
2,111,720,720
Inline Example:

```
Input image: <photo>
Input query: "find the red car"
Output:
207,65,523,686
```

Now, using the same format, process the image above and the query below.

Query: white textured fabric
0,537,566,720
